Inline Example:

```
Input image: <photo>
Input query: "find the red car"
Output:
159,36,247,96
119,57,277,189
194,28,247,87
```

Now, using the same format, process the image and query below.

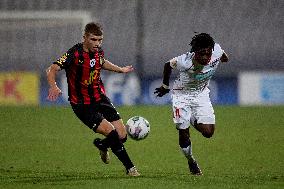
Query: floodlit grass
0,105,283,189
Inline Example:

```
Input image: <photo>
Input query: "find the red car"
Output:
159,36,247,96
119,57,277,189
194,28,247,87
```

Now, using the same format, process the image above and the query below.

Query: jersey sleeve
212,43,224,59
53,47,74,70
99,49,106,66
169,53,191,71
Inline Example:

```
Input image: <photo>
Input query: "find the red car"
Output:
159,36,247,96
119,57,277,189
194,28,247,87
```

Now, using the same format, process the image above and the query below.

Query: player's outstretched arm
103,59,134,73
46,64,62,101
154,61,172,97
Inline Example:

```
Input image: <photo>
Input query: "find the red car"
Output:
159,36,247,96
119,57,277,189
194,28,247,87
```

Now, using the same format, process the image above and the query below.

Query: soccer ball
125,116,150,140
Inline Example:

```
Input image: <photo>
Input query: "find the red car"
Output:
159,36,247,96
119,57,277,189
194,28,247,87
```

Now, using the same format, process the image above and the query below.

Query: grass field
0,105,283,189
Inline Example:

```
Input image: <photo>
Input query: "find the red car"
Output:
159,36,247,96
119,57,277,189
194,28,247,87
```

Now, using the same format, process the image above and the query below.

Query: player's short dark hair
190,33,215,52
84,22,103,36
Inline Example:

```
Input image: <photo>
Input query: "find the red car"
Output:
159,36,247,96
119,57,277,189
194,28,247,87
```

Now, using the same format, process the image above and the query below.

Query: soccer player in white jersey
154,33,229,175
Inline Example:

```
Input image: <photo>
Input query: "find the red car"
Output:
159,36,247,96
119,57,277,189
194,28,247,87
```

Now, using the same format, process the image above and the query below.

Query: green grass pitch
0,105,283,189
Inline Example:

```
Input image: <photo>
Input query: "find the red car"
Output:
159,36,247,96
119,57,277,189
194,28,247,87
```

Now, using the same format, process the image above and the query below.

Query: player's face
194,47,212,65
83,33,103,52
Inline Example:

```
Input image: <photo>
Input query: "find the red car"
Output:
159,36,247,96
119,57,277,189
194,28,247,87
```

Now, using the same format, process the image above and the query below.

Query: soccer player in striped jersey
46,22,140,176
154,33,229,175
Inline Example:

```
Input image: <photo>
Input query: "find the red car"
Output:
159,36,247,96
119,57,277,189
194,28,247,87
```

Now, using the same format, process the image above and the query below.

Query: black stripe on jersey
75,47,85,104
96,78,104,96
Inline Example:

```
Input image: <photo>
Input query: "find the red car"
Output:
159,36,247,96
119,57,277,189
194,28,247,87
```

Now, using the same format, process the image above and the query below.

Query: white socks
181,145,195,161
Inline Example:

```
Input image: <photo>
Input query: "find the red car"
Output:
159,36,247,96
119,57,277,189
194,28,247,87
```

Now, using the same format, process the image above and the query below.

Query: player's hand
121,65,134,73
47,85,62,101
154,86,170,97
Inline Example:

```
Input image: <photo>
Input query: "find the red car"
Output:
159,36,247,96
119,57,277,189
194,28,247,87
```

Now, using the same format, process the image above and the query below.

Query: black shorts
71,96,121,132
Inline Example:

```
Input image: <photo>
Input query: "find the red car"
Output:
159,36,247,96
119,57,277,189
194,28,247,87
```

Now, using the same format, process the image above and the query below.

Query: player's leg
71,103,139,176
71,103,111,164
93,97,128,165
172,94,202,175
177,124,203,175
111,119,128,143
191,89,216,138
95,97,139,176
97,96,128,144
94,119,127,158
194,122,215,138
179,128,194,161
95,120,139,176
93,119,128,165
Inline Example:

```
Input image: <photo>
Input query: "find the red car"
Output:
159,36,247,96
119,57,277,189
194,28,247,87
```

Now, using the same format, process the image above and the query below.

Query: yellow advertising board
0,72,39,105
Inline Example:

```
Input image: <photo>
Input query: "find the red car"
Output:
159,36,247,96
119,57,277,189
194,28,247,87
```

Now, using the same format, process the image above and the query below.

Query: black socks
105,130,134,170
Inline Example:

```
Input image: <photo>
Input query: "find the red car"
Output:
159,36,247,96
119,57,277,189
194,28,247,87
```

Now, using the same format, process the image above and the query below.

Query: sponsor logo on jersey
57,53,68,65
209,58,219,68
90,59,96,67
99,57,104,65
194,70,215,80
84,70,100,85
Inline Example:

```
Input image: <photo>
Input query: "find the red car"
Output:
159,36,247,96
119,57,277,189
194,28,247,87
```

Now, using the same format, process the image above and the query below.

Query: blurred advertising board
239,72,284,105
40,73,237,105
0,72,39,105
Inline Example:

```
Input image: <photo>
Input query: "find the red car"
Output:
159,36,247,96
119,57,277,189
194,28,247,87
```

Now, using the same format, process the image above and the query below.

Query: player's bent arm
220,51,229,63
162,61,173,88
46,64,61,88
46,64,62,101
103,59,134,73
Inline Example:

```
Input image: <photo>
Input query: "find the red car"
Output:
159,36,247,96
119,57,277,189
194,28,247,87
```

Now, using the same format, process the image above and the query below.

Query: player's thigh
195,123,215,134
71,103,110,133
172,94,192,129
98,96,124,135
193,93,215,124
99,96,121,121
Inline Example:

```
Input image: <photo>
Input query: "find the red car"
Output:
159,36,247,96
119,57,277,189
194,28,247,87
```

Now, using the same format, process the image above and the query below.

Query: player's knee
96,119,115,135
120,135,127,143
202,131,213,138
201,125,215,138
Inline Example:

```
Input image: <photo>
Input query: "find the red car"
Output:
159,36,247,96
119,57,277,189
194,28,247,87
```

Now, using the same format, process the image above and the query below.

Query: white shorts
171,88,215,130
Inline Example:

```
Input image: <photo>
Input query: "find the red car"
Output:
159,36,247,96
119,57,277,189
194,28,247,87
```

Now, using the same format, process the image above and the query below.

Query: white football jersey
170,43,224,94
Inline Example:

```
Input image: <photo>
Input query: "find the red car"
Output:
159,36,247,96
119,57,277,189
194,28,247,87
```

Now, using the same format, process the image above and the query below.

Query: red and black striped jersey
53,43,106,104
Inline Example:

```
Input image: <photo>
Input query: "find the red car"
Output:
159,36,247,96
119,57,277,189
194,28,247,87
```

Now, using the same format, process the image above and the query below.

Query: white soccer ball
125,116,150,140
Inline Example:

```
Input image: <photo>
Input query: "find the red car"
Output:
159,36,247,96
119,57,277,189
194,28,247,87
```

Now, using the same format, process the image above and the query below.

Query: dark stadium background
0,0,283,106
